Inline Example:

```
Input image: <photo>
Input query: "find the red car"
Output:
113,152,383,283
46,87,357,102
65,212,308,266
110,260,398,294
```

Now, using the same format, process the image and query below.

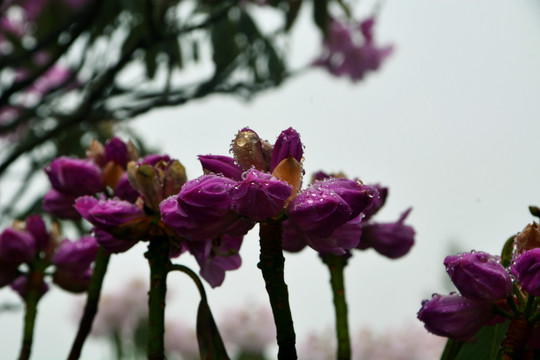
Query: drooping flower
417,294,494,341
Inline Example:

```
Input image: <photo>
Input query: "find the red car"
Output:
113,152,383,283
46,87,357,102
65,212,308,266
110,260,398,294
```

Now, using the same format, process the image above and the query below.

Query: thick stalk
321,253,351,360
67,248,111,360
145,237,170,360
18,270,44,360
257,220,297,360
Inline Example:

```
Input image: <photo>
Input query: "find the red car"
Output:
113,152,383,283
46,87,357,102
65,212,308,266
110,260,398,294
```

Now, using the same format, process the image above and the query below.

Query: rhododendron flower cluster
0,215,98,295
418,221,540,356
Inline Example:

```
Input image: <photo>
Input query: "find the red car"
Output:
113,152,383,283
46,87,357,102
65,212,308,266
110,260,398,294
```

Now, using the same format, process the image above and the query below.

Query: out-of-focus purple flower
513,248,540,296
11,275,49,299
313,17,393,82
53,268,92,293
270,127,303,172
188,235,242,288
25,215,50,251
45,157,104,196
42,189,80,219
230,169,292,221
199,155,243,181
53,236,98,272
0,228,36,265
30,65,73,96
75,197,145,231
444,251,512,301
104,137,129,168
283,215,363,255
417,294,493,341
94,229,137,254
0,262,19,287
357,208,415,259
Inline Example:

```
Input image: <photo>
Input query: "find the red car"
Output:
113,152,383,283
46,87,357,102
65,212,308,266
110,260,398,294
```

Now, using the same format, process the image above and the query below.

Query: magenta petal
25,215,49,251
53,235,98,271
42,189,80,219
0,228,36,265
199,155,243,181
45,157,104,196
270,127,303,172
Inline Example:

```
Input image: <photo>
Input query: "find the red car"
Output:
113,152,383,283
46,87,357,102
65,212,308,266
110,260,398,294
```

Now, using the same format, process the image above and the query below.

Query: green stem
112,331,123,360
67,248,111,360
257,220,297,360
18,270,43,360
145,237,170,360
167,264,206,301
321,253,351,360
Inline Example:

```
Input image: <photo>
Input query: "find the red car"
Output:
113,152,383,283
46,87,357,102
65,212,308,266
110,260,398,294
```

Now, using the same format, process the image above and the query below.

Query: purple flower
362,184,388,221
178,175,237,221
114,174,139,203
444,251,512,301
357,208,415,259
313,17,393,82
74,197,145,231
94,229,137,254
283,215,363,255
104,137,129,168
11,275,49,299
45,157,104,196
53,236,98,272
270,127,303,172
25,215,50,251
0,228,36,265
513,248,540,296
230,169,292,221
42,189,80,219
417,294,493,341
188,235,243,288
199,155,243,181
53,268,92,293
0,262,19,287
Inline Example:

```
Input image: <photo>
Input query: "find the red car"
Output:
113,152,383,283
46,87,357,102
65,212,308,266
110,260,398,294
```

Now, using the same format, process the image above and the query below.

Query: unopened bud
515,222,540,254
232,129,267,171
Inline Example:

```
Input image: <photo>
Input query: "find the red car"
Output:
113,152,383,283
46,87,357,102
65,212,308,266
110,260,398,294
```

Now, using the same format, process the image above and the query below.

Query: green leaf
448,322,509,360
440,339,464,360
501,236,516,268
211,16,240,76
196,299,231,360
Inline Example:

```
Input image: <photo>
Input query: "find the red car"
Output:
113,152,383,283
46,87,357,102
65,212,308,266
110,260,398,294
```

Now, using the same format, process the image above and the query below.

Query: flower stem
18,270,43,360
257,220,297,360
321,253,351,360
145,237,170,360
67,247,111,360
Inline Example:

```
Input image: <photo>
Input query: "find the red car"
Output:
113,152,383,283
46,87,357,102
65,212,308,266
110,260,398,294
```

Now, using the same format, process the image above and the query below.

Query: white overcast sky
2,1,540,358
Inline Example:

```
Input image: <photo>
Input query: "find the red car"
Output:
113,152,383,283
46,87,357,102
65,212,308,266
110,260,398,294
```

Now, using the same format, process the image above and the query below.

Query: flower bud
11,275,49,299
357,208,414,259
179,175,236,221
230,169,292,221
42,189,81,219
104,137,129,168
94,229,136,254
0,262,19,287
75,197,145,231
444,251,512,301
0,228,36,265
362,184,388,221
314,178,378,220
515,222,540,254
270,127,303,172
53,236,98,271
513,248,540,296
53,268,92,293
417,294,493,341
287,185,352,238
199,155,243,181
25,215,50,251
231,128,267,171
114,174,139,203
45,157,104,196
272,157,302,202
